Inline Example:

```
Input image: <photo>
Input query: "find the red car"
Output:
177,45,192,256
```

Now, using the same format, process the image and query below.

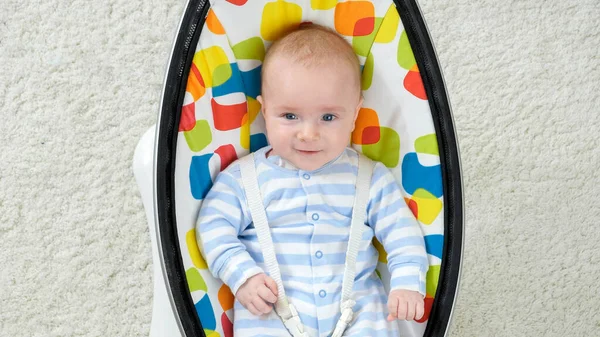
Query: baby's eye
322,114,336,122
283,113,297,120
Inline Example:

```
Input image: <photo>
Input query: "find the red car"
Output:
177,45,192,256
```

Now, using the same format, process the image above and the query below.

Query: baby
196,24,428,336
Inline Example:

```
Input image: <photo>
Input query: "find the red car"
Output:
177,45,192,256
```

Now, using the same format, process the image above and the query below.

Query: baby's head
257,24,363,171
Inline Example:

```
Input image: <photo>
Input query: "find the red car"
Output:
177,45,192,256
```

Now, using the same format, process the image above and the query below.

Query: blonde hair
261,24,361,95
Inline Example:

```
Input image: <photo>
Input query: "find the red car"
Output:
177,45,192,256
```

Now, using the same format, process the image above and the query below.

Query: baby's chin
290,156,334,171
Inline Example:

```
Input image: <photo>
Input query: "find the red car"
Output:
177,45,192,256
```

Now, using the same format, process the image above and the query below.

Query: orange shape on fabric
406,197,419,218
187,63,206,101
211,98,247,131
206,9,225,35
334,1,375,36
180,103,196,132
352,107,379,144
218,284,235,311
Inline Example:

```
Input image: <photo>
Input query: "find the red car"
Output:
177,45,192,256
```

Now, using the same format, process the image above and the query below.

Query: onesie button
315,251,323,259
303,173,310,180
319,290,327,298
312,213,319,221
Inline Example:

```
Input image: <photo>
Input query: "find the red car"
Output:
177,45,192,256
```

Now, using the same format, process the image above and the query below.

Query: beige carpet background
1,0,598,336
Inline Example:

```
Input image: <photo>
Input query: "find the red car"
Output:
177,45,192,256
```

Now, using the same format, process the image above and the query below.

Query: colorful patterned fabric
173,1,443,336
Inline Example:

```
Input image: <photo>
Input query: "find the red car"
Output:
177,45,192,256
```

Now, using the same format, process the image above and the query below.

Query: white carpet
1,0,598,336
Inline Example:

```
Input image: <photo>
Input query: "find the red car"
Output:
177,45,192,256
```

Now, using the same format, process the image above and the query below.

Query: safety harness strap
240,153,374,337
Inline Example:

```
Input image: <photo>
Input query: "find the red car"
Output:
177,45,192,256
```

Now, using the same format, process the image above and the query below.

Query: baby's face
258,58,362,171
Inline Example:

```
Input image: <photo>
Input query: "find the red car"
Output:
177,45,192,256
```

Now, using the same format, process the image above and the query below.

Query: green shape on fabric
362,127,400,168
184,119,212,152
415,134,439,155
397,30,416,70
361,52,375,91
186,268,207,292
213,63,233,87
426,264,441,297
352,18,383,57
232,37,266,61
413,188,437,200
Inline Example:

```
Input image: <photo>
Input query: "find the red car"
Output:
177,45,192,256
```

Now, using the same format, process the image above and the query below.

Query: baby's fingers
258,285,278,304
387,295,399,321
264,275,279,297
246,302,261,316
415,300,425,320
406,301,416,321
397,300,408,320
252,297,272,315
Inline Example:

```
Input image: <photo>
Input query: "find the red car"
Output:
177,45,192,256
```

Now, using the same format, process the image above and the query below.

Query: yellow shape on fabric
412,188,442,225
193,46,231,88
375,5,400,43
187,229,208,269
373,238,387,263
311,0,337,10
426,264,441,297
261,0,303,41
204,330,220,337
241,96,261,149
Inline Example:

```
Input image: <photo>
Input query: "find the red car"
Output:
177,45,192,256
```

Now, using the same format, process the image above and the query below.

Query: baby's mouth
296,149,321,155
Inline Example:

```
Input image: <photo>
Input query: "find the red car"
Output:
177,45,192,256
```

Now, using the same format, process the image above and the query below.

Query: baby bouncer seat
133,0,463,336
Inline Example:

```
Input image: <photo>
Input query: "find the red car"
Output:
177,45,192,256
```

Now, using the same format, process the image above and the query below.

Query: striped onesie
196,146,428,337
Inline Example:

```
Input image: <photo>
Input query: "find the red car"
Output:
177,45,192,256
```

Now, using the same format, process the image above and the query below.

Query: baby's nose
298,125,320,141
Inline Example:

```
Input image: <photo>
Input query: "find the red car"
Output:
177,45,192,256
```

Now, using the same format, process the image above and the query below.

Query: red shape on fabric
408,198,418,218
180,103,196,132
226,0,248,6
211,98,247,131
416,296,434,323
221,312,233,337
215,144,238,171
404,71,427,100
362,126,381,145
353,17,375,36
190,62,205,88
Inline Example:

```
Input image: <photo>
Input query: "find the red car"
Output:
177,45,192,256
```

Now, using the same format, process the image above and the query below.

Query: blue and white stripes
196,146,428,337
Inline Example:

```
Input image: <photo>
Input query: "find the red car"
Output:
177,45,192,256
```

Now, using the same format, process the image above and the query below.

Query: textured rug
1,0,598,336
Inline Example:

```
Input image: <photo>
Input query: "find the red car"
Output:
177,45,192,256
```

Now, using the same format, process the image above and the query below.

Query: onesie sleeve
366,162,429,296
195,163,264,295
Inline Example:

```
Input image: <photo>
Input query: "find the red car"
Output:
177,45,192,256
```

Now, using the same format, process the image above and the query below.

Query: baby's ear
353,96,364,123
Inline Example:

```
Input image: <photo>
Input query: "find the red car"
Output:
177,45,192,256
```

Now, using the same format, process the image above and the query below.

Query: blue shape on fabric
190,153,214,200
424,234,444,259
250,133,268,152
212,63,245,98
240,65,262,99
194,295,216,330
401,152,443,197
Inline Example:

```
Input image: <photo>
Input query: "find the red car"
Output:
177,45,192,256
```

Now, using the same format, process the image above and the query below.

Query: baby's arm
195,165,265,296
367,163,429,321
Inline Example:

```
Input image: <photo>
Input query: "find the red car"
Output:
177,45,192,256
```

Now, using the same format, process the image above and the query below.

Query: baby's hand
386,289,424,321
236,273,279,316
